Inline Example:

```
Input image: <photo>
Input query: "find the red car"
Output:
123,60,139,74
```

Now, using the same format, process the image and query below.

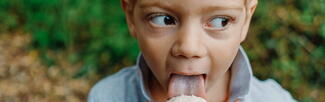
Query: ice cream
166,95,207,102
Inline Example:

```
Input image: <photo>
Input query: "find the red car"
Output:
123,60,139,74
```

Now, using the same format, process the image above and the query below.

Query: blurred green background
0,0,324,102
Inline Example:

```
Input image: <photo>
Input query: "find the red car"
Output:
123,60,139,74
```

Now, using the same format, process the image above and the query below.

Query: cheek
136,31,175,87
205,32,241,86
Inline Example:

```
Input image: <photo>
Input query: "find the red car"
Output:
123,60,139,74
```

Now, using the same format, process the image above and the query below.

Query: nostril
171,41,205,59
175,54,200,59
178,55,187,59
192,55,200,59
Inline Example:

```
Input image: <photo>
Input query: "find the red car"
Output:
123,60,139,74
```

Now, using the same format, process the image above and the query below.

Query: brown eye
150,15,176,26
207,17,230,29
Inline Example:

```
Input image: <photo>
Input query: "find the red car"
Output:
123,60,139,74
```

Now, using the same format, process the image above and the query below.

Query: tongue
168,74,206,99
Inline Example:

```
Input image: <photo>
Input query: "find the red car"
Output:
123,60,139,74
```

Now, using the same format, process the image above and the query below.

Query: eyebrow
138,1,243,14
201,6,243,13
138,1,171,10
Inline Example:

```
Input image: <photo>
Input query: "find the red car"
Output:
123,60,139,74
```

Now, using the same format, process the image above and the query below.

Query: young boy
88,0,297,102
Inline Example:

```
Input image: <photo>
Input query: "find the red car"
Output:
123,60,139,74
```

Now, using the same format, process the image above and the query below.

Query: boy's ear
240,0,258,42
121,0,138,38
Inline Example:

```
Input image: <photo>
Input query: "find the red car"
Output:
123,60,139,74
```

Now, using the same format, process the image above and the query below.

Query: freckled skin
121,0,257,102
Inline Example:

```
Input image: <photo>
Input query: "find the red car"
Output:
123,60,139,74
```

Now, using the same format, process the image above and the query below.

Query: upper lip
171,71,205,76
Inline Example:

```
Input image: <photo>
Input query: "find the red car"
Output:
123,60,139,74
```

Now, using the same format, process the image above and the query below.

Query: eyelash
145,13,236,29
210,16,236,23
206,16,236,30
146,13,172,21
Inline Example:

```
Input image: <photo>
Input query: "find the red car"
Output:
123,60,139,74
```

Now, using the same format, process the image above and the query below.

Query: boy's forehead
136,0,246,10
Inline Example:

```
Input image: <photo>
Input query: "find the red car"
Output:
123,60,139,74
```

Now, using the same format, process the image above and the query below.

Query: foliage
0,0,139,77
243,0,324,101
0,0,324,101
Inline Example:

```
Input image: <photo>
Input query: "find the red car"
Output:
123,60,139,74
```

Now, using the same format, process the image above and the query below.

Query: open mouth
167,73,207,100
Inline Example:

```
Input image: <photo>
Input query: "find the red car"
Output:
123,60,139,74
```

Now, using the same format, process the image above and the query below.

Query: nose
171,24,207,59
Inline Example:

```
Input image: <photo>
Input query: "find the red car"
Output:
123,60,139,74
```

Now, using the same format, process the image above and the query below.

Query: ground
0,32,99,102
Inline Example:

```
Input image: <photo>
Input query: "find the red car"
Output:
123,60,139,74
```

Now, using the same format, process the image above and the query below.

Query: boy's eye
206,17,230,29
150,15,176,26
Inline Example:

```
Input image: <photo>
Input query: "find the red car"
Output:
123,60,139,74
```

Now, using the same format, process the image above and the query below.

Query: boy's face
123,0,257,99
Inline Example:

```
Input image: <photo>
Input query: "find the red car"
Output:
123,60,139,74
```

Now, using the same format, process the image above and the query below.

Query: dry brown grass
0,32,99,102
